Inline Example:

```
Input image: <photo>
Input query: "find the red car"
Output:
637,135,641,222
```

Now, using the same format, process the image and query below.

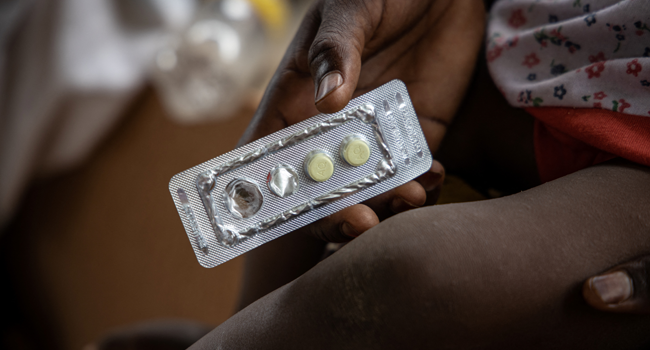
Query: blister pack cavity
169,80,433,268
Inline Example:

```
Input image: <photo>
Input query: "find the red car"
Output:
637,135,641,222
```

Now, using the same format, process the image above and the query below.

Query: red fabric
526,107,650,183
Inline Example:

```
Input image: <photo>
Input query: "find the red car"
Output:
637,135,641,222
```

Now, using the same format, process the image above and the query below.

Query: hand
584,255,650,314
239,0,485,242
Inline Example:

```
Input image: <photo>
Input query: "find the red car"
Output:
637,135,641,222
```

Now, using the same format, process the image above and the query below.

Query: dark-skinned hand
239,0,485,242
585,254,650,314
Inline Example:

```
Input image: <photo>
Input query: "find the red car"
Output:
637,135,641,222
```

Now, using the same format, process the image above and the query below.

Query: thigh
373,159,650,348
191,159,650,349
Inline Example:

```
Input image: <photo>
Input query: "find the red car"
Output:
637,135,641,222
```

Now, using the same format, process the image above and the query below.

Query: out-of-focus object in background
151,0,289,123
0,0,194,227
0,0,300,228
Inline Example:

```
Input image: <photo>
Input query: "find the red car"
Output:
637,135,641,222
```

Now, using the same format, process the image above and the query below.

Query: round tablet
304,151,334,182
341,136,371,166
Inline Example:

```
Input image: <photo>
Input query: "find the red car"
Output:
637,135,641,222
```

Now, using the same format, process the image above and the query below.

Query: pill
340,135,371,166
303,151,334,182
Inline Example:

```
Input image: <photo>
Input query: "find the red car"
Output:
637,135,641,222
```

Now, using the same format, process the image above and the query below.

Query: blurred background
0,0,309,348
0,0,487,349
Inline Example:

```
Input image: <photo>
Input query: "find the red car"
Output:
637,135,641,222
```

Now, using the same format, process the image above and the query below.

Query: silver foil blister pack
169,80,432,268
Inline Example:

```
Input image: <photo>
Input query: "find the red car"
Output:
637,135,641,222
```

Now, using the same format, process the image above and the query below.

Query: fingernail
341,222,360,238
391,197,418,213
315,71,343,104
590,271,633,305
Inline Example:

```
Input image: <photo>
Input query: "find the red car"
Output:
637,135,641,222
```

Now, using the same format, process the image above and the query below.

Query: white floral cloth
487,0,650,116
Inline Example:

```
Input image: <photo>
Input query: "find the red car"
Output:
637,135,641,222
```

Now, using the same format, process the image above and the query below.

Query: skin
188,0,650,348
190,159,650,350
88,0,650,348
237,0,485,243
583,256,650,314
237,0,483,307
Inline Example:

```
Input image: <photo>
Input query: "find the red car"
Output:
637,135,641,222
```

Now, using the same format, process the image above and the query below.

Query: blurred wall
2,89,252,349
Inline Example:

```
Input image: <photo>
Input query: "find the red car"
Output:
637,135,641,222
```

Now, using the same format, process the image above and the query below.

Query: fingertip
315,71,343,103
431,159,445,178
315,73,354,114
583,277,607,311
393,181,427,210
583,271,634,312
308,24,362,114
340,204,379,237
417,160,446,192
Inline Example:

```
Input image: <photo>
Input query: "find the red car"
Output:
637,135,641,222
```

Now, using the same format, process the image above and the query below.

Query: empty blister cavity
340,134,371,166
224,178,263,219
303,150,334,182
194,103,378,248
267,164,300,197
170,80,433,268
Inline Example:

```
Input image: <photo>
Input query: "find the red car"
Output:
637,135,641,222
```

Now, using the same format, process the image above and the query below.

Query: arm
192,158,650,349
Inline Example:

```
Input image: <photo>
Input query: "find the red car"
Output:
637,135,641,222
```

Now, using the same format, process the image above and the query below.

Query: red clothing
527,107,650,183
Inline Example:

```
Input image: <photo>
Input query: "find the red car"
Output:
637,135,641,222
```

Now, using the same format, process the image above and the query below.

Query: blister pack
169,80,433,268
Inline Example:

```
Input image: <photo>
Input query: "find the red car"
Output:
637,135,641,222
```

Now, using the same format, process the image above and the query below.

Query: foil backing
169,80,433,268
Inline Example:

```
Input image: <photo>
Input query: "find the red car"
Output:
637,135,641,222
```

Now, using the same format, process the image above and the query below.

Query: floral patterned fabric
488,0,650,117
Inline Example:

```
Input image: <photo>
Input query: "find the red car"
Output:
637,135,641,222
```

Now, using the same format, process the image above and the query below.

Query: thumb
308,2,367,113
583,256,650,314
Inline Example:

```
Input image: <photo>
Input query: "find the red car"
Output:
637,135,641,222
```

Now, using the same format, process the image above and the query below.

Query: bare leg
192,159,650,349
